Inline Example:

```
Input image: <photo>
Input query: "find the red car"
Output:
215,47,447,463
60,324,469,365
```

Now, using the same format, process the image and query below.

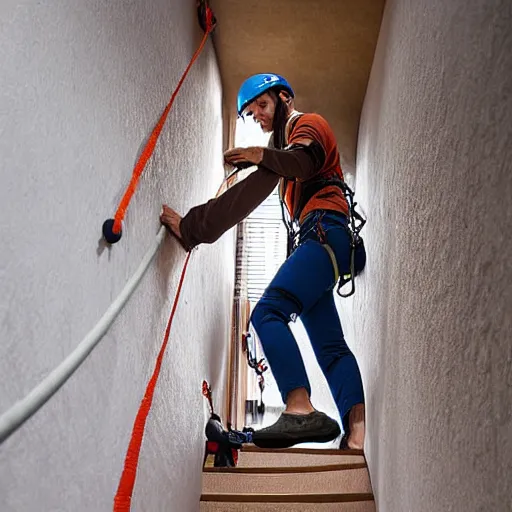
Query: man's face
242,93,276,133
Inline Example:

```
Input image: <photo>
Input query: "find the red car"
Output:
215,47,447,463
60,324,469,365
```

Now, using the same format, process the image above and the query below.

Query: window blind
234,187,288,303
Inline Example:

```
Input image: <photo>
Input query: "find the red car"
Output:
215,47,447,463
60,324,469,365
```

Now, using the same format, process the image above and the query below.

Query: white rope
0,226,167,444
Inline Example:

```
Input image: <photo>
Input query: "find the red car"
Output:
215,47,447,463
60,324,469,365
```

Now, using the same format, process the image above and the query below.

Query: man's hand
224,146,264,167
160,204,183,240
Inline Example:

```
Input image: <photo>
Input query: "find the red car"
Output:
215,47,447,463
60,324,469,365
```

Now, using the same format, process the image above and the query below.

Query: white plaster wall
0,1,233,511
349,0,512,510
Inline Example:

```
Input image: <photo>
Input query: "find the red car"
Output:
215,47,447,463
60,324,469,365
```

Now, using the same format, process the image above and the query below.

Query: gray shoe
252,411,341,449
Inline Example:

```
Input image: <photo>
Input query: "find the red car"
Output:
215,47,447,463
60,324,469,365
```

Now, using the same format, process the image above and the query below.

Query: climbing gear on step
202,381,252,467
204,415,253,467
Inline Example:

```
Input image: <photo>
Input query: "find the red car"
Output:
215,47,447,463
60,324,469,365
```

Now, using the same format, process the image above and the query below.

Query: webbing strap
322,243,340,284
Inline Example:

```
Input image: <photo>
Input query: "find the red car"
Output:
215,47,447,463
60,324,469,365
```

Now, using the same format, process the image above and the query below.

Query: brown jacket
179,147,316,251
179,113,345,251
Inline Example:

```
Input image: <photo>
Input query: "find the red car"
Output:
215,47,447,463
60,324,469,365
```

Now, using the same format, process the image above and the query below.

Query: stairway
200,445,375,511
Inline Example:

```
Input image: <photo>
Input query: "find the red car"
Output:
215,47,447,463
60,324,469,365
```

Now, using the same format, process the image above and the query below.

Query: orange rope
113,251,192,511
112,7,221,508
113,157,238,509
112,9,215,235
113,157,242,510
113,159,235,510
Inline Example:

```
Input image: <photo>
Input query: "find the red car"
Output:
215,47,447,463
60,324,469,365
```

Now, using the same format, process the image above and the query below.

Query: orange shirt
280,113,349,222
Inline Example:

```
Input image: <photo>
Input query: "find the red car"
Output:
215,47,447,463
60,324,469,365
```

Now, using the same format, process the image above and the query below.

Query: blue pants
251,210,364,432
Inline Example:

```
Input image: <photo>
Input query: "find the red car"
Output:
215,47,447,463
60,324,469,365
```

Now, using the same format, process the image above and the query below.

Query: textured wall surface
0,1,233,511
348,0,512,510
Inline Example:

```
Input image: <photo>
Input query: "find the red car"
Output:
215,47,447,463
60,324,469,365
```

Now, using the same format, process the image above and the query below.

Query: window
233,117,288,304
233,117,287,424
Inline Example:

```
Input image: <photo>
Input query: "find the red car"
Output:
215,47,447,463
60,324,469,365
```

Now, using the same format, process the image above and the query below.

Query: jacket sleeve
259,114,327,180
259,144,324,180
179,167,280,250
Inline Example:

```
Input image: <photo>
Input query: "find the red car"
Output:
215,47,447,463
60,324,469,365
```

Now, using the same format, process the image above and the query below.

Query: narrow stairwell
200,445,375,511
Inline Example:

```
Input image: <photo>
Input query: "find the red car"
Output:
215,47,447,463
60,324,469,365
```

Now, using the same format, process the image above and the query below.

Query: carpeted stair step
200,445,374,511
202,464,371,494
200,493,375,511
237,445,365,467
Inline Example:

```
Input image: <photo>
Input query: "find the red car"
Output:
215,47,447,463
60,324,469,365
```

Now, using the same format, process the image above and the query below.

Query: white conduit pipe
0,226,167,445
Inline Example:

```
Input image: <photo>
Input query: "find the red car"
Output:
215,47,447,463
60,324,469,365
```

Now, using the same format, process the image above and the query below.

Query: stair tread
204,462,367,473
200,492,374,503
237,451,365,468
200,502,375,511
241,444,364,456
203,466,372,495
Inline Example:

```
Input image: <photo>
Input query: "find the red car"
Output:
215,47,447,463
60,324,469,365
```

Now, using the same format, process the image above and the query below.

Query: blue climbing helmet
237,73,294,116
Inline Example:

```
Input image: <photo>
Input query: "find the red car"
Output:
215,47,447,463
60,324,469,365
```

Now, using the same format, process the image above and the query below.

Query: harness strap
295,175,345,220
322,243,340,284
337,235,356,298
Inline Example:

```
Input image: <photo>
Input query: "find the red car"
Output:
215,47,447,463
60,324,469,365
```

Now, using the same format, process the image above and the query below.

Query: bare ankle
285,387,315,415
347,403,365,450
350,403,365,423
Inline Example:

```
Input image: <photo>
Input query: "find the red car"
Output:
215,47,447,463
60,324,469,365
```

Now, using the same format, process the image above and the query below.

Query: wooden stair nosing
241,445,364,456
203,462,367,474
200,492,375,504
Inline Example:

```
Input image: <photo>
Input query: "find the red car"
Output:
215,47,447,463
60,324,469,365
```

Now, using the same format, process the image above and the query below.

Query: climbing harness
279,180,366,298
279,168,366,299
336,180,366,298
274,109,367,297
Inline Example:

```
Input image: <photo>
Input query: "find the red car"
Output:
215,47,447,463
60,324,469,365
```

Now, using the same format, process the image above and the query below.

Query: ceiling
209,0,385,172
